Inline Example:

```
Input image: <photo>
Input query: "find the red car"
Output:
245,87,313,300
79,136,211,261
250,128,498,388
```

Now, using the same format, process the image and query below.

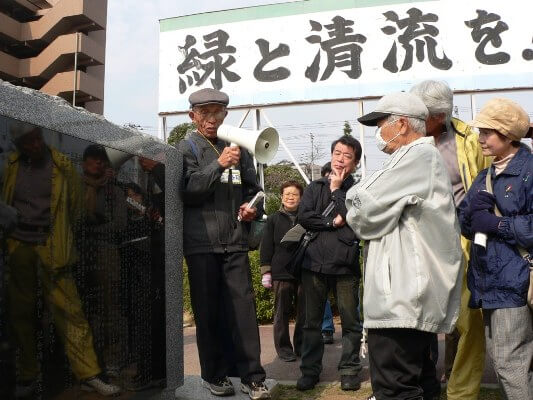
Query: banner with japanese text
159,0,533,114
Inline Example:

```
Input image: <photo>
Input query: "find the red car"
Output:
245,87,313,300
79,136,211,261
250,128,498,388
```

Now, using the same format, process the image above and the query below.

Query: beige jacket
346,136,462,333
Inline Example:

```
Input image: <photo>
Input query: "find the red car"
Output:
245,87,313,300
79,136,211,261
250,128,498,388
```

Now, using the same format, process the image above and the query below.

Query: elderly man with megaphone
177,88,271,400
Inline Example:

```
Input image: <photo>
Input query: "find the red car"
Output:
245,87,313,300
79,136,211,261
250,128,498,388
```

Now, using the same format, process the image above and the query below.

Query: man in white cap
410,80,489,400
177,88,270,399
345,92,462,400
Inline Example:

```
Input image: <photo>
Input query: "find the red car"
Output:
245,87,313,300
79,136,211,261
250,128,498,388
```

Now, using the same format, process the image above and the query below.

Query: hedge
182,241,365,325
181,250,274,324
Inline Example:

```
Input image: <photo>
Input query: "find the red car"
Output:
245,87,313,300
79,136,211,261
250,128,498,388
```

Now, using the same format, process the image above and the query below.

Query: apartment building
0,0,107,114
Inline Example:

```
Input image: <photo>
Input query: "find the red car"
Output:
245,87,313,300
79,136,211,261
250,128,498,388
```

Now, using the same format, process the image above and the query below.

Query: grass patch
276,384,502,400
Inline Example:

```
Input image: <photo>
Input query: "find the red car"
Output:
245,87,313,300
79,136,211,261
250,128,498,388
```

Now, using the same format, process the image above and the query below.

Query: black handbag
282,201,336,279
248,218,266,251
284,230,315,279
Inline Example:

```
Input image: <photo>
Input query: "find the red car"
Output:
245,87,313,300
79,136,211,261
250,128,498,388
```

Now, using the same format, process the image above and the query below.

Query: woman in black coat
260,181,304,362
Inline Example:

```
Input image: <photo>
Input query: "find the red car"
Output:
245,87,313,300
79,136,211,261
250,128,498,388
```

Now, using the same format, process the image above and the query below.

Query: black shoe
296,375,319,391
340,374,361,391
322,331,334,344
278,352,297,362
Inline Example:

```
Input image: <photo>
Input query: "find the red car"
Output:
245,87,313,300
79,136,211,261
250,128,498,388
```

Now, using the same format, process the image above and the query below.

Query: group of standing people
179,81,532,400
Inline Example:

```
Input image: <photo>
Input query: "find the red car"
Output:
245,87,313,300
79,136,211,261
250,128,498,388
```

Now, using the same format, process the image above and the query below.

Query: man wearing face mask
346,92,462,400
410,80,490,400
296,136,363,392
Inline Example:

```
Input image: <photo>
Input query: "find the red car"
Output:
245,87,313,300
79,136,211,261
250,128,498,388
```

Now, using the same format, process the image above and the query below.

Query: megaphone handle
227,167,237,228
228,142,239,168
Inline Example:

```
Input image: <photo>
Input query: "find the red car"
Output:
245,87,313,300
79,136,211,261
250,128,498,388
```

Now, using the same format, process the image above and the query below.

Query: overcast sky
104,0,292,135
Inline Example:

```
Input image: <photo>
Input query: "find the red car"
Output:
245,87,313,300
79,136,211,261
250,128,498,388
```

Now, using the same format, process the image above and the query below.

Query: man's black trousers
186,252,265,384
368,328,440,400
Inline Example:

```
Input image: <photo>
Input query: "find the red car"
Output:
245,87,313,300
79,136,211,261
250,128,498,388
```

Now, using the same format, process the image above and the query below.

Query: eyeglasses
282,192,300,198
193,109,226,120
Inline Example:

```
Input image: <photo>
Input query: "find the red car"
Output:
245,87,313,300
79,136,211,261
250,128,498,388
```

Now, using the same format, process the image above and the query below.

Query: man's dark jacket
178,131,262,256
260,208,298,280
298,176,360,276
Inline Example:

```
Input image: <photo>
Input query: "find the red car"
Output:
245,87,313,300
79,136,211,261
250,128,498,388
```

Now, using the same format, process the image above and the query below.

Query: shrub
181,243,365,325
181,251,275,324
182,261,192,315
265,193,281,215
249,250,275,323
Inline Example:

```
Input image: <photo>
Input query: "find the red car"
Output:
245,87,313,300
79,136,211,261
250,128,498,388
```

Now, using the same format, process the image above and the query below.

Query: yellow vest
2,147,83,270
451,117,492,260
452,117,492,192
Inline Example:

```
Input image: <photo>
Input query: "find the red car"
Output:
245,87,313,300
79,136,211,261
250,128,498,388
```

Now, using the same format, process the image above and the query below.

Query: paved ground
20,323,497,399
184,323,498,385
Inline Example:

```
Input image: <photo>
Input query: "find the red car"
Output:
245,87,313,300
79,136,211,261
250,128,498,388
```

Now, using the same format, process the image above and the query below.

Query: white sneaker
81,376,121,396
366,395,377,400
202,377,235,396
241,381,271,400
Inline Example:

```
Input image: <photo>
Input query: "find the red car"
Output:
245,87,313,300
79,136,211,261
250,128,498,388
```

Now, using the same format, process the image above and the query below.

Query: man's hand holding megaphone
217,145,241,169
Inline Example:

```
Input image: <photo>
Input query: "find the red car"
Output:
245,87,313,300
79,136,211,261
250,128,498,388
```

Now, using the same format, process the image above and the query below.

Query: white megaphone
217,124,279,164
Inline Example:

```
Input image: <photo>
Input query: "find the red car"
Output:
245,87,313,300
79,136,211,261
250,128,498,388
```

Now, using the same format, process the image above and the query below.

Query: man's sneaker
296,375,319,391
202,377,235,396
81,376,121,396
322,331,334,344
340,374,361,391
15,380,37,398
240,381,271,399
366,395,376,400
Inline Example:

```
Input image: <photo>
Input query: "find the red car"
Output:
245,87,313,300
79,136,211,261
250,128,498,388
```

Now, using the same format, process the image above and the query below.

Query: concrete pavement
184,323,498,385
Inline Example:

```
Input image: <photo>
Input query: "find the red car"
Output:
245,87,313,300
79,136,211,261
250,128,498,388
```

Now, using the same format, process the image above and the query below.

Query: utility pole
72,32,80,106
310,132,315,181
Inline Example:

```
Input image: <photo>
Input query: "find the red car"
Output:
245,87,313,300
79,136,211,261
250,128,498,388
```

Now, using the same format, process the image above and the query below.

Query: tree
263,163,306,215
167,122,195,145
298,132,326,181
264,163,305,194
343,121,353,136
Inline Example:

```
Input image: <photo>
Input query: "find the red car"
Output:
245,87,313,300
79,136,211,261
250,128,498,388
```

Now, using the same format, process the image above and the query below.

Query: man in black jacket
177,88,270,400
297,136,363,392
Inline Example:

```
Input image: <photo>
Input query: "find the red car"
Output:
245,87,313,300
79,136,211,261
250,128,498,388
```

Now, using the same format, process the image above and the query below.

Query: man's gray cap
358,92,429,126
189,88,229,108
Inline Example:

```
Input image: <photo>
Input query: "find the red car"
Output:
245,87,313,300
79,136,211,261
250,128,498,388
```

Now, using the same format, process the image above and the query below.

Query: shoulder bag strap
486,166,532,262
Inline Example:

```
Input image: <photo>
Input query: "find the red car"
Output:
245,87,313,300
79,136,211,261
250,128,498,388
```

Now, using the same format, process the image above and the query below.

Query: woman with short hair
260,181,304,362
458,98,533,399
